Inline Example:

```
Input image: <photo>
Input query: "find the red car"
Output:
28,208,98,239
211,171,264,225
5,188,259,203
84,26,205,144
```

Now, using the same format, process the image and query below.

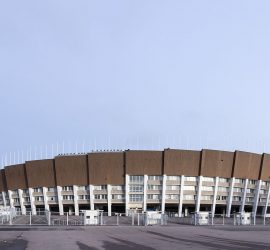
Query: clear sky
1,1,270,165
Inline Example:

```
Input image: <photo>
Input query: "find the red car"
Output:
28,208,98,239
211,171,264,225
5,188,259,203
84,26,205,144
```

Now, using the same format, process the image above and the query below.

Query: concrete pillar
263,183,270,215
18,189,26,215
2,191,7,208
240,179,248,213
89,185,94,210
195,176,203,213
125,175,130,215
178,175,185,217
252,180,262,215
28,188,36,215
143,175,148,212
42,187,49,211
211,177,219,217
8,190,14,208
107,184,112,216
56,186,64,215
226,177,235,217
161,175,167,213
73,185,79,216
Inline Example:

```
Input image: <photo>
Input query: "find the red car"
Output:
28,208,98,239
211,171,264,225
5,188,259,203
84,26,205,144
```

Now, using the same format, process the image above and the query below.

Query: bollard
137,213,140,226
116,214,119,226
30,212,32,226
67,212,68,226
132,213,134,226
48,212,51,226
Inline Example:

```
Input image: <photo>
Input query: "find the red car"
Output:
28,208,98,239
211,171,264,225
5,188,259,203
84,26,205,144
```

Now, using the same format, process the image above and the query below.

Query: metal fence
2,210,270,227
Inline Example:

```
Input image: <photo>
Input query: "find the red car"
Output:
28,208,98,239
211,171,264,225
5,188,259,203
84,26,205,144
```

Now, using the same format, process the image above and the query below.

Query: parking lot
1,225,270,250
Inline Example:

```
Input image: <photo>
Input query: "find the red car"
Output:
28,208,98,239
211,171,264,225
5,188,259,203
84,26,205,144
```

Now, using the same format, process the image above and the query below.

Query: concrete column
73,185,79,216
28,188,36,215
240,179,248,213
178,175,185,217
263,183,270,215
195,176,203,213
56,186,64,215
89,185,94,210
42,187,49,211
125,175,130,214
161,175,167,213
8,190,14,208
211,177,219,216
252,180,262,215
107,184,112,216
2,191,7,208
143,175,148,212
18,189,26,215
226,177,235,217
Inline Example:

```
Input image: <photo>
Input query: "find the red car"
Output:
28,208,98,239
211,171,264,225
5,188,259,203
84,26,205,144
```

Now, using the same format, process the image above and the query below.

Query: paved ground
0,225,270,250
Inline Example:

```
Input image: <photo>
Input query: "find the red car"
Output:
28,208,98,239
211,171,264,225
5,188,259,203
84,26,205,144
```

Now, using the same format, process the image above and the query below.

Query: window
167,176,181,181
13,198,20,203
183,195,196,200
203,177,214,182
248,180,256,185
23,189,29,195
129,176,143,183
234,179,245,184
63,195,74,200
35,196,44,202
94,185,107,190
216,195,227,201
232,196,242,201
165,194,179,200
48,187,56,192
24,197,30,202
49,196,57,201
129,194,143,202
219,178,229,183
78,186,89,191
112,194,125,200
166,185,179,191
78,195,90,200
94,194,107,200
201,186,214,192
111,185,124,191
246,189,255,194
147,194,161,200
63,186,73,191
147,185,162,190
129,185,143,192
233,187,243,193
183,186,196,191
12,190,19,196
33,188,42,193
260,189,267,194
218,186,229,192
148,176,163,181
184,177,196,182
246,197,253,202
201,195,213,201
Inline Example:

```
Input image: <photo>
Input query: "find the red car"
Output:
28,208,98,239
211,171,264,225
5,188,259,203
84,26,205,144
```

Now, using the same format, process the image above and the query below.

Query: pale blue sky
1,1,270,164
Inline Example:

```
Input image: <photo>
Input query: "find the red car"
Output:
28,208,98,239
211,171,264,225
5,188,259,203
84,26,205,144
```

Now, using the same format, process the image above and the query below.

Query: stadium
0,148,270,218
